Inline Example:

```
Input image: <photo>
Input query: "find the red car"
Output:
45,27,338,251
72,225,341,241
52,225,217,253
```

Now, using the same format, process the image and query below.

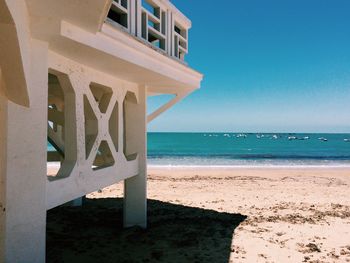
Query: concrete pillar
123,85,147,228
0,39,48,263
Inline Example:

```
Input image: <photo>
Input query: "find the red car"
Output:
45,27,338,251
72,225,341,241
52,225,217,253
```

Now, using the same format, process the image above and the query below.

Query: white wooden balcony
106,0,190,62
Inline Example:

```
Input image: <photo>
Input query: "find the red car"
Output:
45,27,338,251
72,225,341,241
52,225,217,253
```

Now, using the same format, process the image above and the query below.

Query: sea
147,133,350,167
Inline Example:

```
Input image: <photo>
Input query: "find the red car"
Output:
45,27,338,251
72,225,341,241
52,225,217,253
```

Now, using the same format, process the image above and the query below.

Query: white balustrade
106,0,190,62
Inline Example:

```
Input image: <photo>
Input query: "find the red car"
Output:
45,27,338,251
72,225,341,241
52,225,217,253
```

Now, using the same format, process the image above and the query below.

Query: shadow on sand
47,198,247,263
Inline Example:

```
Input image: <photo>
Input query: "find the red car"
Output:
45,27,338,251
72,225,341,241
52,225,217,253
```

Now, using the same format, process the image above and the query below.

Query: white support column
0,75,7,262
123,85,147,228
0,39,48,263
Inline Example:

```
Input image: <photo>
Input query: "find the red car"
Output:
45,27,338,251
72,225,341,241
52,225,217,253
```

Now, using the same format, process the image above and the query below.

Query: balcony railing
106,0,190,62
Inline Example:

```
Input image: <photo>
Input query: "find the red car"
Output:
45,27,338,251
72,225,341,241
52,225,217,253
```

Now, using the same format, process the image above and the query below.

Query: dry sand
47,167,350,263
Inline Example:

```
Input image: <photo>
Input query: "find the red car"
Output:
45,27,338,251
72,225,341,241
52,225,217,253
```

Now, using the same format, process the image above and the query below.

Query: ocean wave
147,156,350,167
148,154,350,160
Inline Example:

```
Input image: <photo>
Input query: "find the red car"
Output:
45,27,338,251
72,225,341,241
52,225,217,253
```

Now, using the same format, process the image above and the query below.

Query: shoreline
47,162,350,169
148,164,350,170
47,163,350,176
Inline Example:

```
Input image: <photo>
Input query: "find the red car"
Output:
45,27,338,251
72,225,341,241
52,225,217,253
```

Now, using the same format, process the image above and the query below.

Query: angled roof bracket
147,91,190,123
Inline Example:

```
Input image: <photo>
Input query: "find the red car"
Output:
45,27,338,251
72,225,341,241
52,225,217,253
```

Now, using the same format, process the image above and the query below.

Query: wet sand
47,167,350,262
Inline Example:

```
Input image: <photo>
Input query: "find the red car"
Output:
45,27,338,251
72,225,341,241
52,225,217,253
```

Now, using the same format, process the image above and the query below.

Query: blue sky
148,0,350,133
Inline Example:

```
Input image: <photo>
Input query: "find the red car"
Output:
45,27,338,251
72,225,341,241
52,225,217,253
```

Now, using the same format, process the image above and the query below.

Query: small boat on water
236,133,247,138
272,135,278,139
288,136,297,140
318,137,328,142
344,139,350,142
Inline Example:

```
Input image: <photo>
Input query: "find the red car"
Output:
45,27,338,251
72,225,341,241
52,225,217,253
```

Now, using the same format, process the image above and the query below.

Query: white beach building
0,0,202,261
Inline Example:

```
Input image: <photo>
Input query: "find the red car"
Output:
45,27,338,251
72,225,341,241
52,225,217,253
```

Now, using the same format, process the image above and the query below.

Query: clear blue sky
148,0,350,133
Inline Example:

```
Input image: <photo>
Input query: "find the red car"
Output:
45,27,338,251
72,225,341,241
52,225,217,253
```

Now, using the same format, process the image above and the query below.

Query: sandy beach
47,167,350,262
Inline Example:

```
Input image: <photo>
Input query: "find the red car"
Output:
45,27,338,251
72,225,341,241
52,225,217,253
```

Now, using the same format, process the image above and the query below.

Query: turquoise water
147,133,350,167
